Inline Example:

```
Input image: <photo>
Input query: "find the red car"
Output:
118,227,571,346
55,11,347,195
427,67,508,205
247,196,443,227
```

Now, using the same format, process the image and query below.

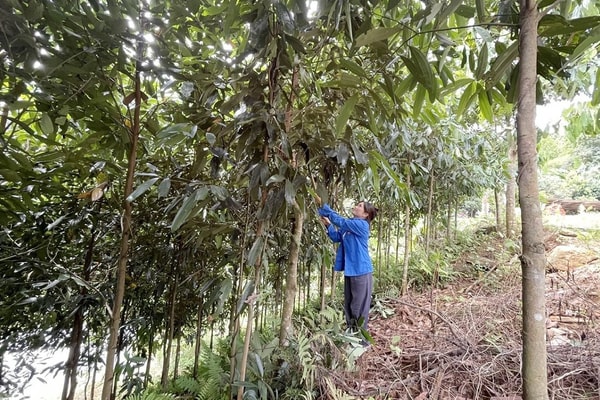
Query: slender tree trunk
62,228,95,400
101,24,144,400
401,164,412,296
229,212,250,398
384,210,391,270
425,170,435,253
305,260,311,307
394,212,401,269
173,336,181,380
494,188,501,232
90,341,101,400
376,215,383,282
161,265,179,387
319,243,327,316
279,201,304,345
506,128,518,238
453,206,458,240
517,2,548,399
144,331,153,386
193,297,203,378
237,136,270,400
236,241,265,400
446,198,452,242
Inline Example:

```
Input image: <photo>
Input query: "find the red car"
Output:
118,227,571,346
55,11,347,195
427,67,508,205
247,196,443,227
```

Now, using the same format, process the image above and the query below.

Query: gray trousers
343,273,373,331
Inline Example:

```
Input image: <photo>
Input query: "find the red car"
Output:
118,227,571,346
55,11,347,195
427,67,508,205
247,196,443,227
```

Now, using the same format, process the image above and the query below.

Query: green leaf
440,78,474,97
477,87,493,123
0,169,21,182
457,81,477,116
126,177,159,202
236,280,255,315
247,237,264,267
437,0,465,26
487,41,518,86
539,15,600,37
157,123,193,139
171,187,209,232
355,27,402,48
335,94,359,136
455,4,476,18
475,0,485,23
592,68,600,106
158,178,171,198
413,84,426,118
404,46,437,101
368,151,406,193
285,34,306,54
284,179,295,204
339,59,367,78
475,42,488,79
568,25,600,65
266,174,285,185
39,113,54,136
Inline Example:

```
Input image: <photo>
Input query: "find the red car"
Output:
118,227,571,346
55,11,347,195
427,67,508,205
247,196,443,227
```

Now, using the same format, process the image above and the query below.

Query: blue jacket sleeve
318,204,333,217
326,225,342,242
326,208,370,238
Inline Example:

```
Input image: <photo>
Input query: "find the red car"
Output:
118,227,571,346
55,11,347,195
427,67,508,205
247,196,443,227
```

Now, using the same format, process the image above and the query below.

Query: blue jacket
318,204,373,277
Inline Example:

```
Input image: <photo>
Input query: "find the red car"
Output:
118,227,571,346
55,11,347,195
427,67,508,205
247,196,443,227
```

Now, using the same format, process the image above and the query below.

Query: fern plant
124,390,176,400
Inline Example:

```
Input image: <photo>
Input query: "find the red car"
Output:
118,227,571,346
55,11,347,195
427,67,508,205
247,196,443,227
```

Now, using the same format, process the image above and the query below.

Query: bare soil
328,225,600,400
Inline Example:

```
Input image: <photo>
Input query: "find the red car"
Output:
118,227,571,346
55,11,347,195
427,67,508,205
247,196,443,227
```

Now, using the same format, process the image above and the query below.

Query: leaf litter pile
323,230,600,399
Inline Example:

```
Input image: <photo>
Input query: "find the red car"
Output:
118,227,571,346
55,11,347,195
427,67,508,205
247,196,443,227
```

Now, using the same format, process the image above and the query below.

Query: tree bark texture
279,201,304,346
506,130,518,238
517,2,549,399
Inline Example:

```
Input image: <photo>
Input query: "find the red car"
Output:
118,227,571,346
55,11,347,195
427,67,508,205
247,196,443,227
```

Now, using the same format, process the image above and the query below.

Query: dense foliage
1,0,598,398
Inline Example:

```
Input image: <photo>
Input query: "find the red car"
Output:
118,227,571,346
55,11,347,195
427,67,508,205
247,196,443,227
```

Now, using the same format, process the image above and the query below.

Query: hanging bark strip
516,1,549,399
101,15,145,400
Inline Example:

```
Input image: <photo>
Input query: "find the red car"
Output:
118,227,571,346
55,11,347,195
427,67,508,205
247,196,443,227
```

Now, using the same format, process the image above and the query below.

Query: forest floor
329,214,600,400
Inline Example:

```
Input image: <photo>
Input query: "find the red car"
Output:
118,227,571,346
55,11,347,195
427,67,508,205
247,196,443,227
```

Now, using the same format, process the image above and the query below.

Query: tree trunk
89,341,101,400
229,213,250,398
494,188,501,231
506,129,518,238
401,165,412,296
62,228,95,400
319,240,327,318
279,201,304,346
517,2,548,399
193,297,203,378
101,26,144,400
446,198,452,242
173,336,181,380
161,264,179,387
425,170,435,253
376,214,383,282
394,212,401,269
144,332,154,386
237,137,270,400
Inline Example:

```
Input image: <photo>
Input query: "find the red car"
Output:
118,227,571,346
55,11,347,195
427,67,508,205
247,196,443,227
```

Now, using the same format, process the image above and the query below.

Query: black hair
362,201,379,223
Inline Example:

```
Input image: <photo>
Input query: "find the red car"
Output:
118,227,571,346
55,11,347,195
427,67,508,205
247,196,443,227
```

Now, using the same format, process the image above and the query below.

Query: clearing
329,216,600,400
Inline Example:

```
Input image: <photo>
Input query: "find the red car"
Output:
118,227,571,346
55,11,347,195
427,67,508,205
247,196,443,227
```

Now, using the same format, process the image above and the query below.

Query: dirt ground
329,223,600,400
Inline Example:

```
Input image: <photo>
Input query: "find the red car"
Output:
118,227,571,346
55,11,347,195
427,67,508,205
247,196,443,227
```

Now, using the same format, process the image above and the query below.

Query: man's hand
320,216,331,227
